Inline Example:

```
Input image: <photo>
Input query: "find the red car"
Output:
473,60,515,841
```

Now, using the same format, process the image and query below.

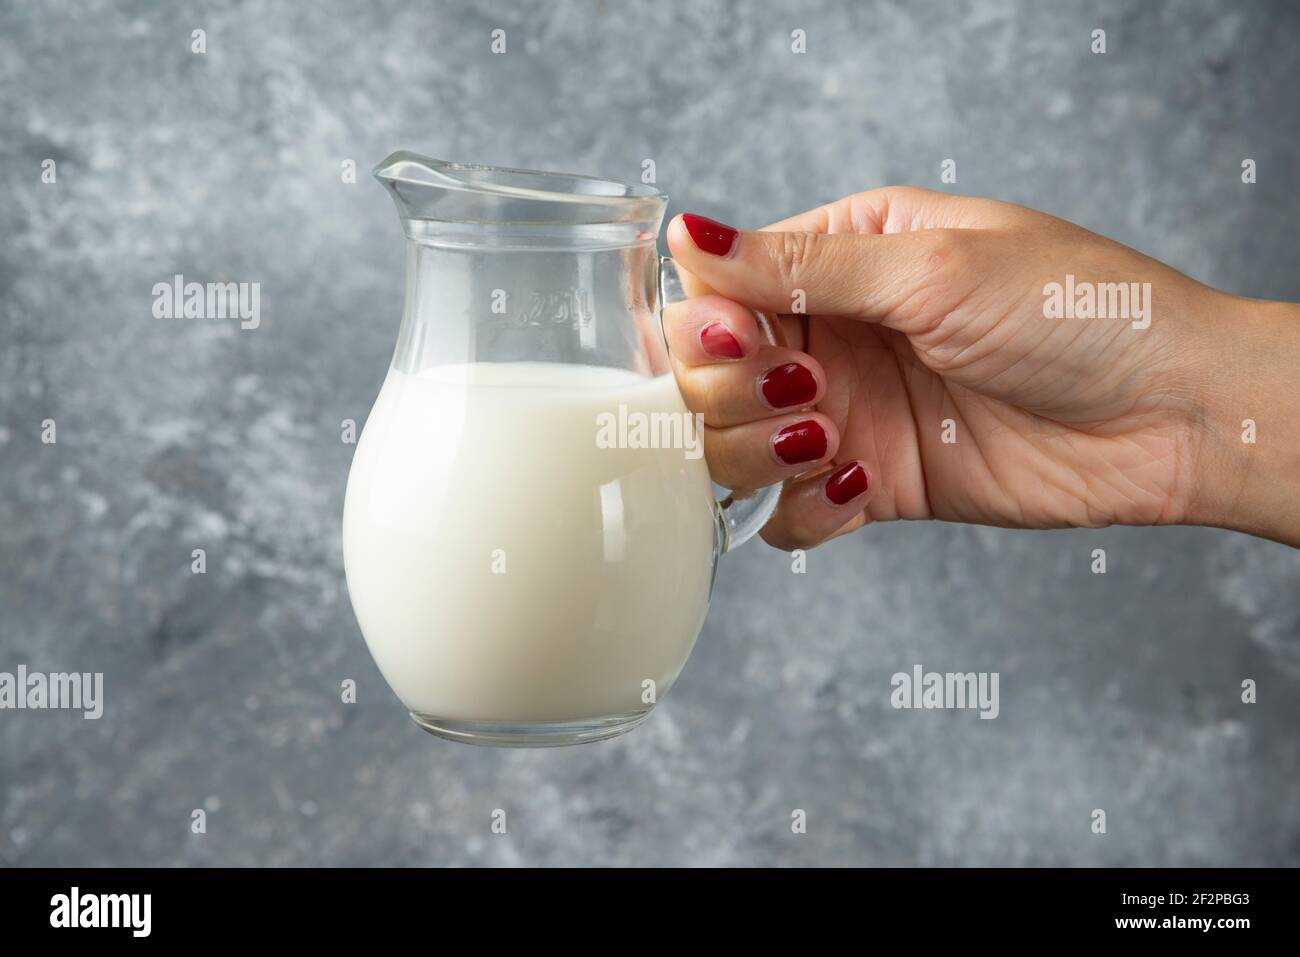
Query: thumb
666,213,960,327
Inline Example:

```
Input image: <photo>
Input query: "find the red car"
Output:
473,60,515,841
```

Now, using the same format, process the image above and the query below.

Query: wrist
1184,295,1300,545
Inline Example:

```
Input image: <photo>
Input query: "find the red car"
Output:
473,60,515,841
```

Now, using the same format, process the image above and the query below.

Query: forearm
1186,295,1300,546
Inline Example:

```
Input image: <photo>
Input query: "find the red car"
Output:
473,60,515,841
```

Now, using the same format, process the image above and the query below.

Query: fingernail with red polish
681,213,738,257
824,461,869,506
760,362,818,409
772,420,828,465
700,321,744,359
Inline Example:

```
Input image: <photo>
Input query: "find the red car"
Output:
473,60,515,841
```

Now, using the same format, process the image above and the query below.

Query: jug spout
373,151,667,246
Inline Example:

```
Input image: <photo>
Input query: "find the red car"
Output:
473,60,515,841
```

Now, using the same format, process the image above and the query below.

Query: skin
662,187,1300,550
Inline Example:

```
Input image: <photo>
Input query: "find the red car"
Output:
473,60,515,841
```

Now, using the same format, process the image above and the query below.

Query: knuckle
661,300,688,333
787,519,823,550
877,185,922,218
770,230,822,284
759,524,796,551
698,378,726,426
676,378,708,419
761,511,823,552
762,521,821,552
704,432,745,487
853,186,935,233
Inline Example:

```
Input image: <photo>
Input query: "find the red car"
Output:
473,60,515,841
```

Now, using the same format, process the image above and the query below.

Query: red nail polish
700,321,744,359
824,461,869,505
760,362,817,409
772,420,827,465
681,213,738,256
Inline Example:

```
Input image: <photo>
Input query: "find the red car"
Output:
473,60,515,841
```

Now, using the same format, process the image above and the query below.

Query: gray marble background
2,0,1298,867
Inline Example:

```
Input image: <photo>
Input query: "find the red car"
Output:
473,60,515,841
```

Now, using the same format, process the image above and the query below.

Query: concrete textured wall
2,0,1298,866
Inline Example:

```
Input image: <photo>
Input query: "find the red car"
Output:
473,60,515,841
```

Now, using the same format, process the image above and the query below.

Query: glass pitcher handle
659,256,783,553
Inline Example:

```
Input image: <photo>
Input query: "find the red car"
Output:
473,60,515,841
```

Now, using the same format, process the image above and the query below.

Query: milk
342,362,718,723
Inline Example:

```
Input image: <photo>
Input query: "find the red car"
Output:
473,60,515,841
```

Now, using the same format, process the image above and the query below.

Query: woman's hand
662,187,1300,548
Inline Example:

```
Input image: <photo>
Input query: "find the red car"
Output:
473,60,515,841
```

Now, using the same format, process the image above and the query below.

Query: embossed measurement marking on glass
518,288,593,328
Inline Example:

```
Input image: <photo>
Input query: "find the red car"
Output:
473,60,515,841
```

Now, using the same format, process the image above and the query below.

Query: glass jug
342,151,780,747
